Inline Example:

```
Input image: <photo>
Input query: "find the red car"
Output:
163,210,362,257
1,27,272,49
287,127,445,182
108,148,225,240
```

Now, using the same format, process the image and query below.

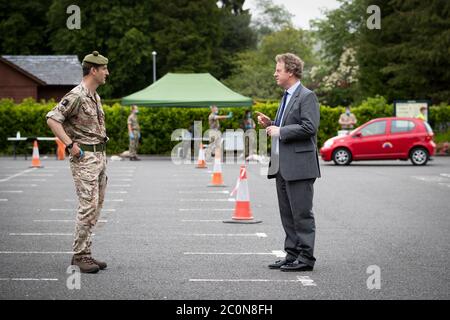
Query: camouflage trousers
129,130,140,157
69,151,107,257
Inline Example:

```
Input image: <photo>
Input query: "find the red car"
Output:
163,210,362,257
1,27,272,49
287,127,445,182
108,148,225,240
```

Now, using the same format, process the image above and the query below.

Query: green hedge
1,96,449,155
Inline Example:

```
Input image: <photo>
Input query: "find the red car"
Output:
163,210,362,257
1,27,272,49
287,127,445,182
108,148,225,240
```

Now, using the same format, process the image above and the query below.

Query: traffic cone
55,138,66,160
30,140,43,168
195,143,207,168
208,155,226,187
224,165,261,224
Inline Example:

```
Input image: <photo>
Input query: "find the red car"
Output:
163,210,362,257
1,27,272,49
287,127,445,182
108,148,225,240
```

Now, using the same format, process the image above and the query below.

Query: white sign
395,101,428,121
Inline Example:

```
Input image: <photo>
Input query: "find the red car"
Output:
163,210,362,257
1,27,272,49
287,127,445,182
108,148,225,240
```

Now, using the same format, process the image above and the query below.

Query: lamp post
152,51,157,83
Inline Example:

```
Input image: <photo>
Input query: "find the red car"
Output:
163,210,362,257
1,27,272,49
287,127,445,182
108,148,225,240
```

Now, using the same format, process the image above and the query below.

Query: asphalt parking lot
0,155,449,300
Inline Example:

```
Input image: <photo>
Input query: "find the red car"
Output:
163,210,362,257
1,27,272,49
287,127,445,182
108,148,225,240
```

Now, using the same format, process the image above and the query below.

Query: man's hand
255,111,272,128
266,126,280,137
70,142,82,157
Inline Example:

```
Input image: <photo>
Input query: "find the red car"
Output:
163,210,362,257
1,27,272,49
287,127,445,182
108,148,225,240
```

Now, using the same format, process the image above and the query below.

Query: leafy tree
0,0,53,54
251,0,294,41
358,0,450,104
225,27,316,99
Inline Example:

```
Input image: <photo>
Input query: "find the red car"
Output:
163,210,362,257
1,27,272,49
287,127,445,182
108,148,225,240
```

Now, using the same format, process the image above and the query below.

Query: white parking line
0,278,59,281
24,174,54,177
190,276,316,286
9,233,72,236
17,179,46,182
178,191,229,194
0,184,37,187
180,198,235,202
0,251,73,254
33,219,108,223
186,233,267,238
64,199,123,202
181,219,223,222
50,208,116,212
0,199,8,202
113,179,132,181
440,173,450,179
179,208,233,211
184,250,285,257
109,184,131,187
108,191,128,194
0,168,36,182
0,190,23,193
108,174,133,177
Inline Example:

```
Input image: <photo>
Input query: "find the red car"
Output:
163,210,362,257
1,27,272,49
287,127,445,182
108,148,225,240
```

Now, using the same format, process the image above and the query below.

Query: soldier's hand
70,143,82,157
255,111,271,128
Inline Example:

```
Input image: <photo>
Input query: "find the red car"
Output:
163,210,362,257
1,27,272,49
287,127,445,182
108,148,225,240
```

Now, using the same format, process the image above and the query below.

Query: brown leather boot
71,256,100,273
91,257,107,270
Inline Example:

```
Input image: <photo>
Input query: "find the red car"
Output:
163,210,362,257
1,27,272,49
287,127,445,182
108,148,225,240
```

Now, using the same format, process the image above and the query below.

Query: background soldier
207,105,232,158
128,105,141,161
46,51,109,273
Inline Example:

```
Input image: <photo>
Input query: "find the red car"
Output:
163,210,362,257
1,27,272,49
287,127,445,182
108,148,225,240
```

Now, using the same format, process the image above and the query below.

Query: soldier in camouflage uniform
127,105,141,161
46,51,109,273
207,105,232,158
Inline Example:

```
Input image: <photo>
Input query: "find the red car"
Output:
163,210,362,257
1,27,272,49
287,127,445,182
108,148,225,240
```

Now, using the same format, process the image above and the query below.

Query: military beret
82,51,108,65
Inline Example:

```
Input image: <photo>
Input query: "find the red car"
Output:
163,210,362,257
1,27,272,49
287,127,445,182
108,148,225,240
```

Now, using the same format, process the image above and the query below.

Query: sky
243,0,342,30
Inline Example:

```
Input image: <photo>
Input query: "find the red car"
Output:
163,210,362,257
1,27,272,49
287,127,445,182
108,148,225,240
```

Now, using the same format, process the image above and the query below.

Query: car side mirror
353,132,362,138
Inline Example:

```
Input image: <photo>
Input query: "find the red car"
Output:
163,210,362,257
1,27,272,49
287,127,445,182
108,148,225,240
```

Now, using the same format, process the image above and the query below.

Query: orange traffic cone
30,140,43,168
195,143,207,168
208,156,226,187
55,138,66,160
224,165,261,224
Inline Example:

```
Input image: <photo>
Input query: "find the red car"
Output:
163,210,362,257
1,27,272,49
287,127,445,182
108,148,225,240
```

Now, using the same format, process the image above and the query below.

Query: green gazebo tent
121,73,253,107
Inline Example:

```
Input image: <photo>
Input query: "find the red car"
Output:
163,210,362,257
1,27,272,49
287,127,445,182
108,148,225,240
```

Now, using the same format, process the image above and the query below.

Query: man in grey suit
256,53,321,272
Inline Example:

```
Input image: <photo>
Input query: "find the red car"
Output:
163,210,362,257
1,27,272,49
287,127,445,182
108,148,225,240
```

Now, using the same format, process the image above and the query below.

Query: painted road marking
0,278,58,281
108,191,128,194
0,251,73,254
0,190,23,193
33,219,108,223
9,233,72,236
178,190,229,194
186,233,267,238
64,199,123,202
0,184,37,187
0,168,36,183
184,250,285,258
181,219,223,222
109,184,131,187
190,276,316,286
24,174,54,177
0,199,8,202
50,208,116,212
179,208,233,212
180,199,235,202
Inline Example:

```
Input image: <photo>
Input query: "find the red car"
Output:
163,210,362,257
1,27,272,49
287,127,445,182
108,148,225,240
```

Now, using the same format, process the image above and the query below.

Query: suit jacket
268,83,321,181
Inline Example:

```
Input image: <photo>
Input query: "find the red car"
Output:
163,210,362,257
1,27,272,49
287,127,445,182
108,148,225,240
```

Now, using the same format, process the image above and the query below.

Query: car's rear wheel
410,147,429,165
332,148,352,165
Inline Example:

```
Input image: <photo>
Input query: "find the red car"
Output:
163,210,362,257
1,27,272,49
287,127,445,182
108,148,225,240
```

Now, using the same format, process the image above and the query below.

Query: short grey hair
275,53,304,79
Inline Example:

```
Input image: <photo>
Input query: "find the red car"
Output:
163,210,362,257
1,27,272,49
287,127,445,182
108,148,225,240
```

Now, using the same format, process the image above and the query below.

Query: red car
320,117,436,165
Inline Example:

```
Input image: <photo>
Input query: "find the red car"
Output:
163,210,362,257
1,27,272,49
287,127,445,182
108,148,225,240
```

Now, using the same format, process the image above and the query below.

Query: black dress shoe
280,260,313,272
268,259,294,269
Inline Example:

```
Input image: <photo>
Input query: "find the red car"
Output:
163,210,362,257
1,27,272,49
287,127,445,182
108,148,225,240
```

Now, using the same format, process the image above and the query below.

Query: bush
1,97,449,155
